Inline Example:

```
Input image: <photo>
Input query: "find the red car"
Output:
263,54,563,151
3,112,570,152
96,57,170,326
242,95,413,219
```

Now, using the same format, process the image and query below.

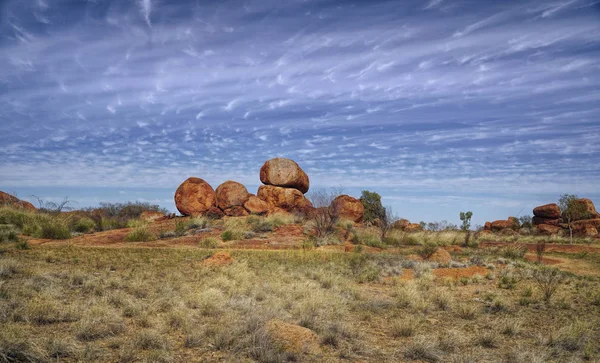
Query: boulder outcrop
215,181,250,210
243,195,269,215
533,203,561,219
259,158,310,194
0,191,36,211
257,185,313,213
330,195,364,223
174,177,217,216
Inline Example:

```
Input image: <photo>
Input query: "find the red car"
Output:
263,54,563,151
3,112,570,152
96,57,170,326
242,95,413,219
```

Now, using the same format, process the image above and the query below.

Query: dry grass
0,232,598,362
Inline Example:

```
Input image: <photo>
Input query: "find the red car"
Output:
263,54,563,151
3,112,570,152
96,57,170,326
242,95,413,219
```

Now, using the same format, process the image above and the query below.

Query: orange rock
533,203,561,219
257,185,312,212
201,251,233,266
330,195,364,223
265,319,321,355
139,210,165,222
260,158,310,194
393,219,410,230
428,248,451,264
570,198,599,220
484,222,492,231
491,219,517,231
404,223,422,232
224,206,249,217
537,224,562,235
532,216,560,226
205,207,224,219
243,195,269,215
572,219,600,229
174,177,216,216
0,191,36,211
215,181,250,210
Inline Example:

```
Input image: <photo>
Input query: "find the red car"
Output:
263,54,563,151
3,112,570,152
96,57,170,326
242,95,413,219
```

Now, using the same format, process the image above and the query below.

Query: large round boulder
569,198,599,220
533,203,561,219
0,191,36,211
259,158,310,194
215,181,250,210
244,195,269,215
330,195,364,223
174,177,216,216
257,185,313,212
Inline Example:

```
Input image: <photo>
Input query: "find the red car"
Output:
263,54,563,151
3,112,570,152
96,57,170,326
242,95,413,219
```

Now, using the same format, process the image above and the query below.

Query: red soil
481,241,600,254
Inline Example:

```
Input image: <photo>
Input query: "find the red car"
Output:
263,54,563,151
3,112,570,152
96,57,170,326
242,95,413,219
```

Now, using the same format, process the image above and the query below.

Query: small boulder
140,210,165,222
224,206,249,217
491,219,518,231
330,195,364,223
533,203,561,219
205,207,225,219
404,223,422,232
484,222,492,231
215,181,250,210
0,191,36,211
243,195,269,215
537,224,562,235
174,177,216,216
393,219,410,230
265,319,321,355
428,248,451,264
257,185,313,212
259,158,310,194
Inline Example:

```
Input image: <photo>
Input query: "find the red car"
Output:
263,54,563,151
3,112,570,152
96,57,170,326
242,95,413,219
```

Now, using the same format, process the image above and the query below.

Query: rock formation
215,181,250,210
531,199,600,238
174,177,217,216
259,158,310,194
0,191,36,211
257,185,313,213
330,195,364,223
243,195,269,215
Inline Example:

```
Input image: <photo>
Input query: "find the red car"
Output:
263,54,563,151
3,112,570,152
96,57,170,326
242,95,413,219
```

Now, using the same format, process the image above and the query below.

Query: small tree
359,190,386,224
558,194,587,243
379,206,397,240
518,215,532,229
307,189,341,238
533,267,562,303
459,211,473,231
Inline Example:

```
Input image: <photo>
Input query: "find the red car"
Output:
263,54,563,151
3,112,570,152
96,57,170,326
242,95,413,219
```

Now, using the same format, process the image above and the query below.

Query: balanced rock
257,185,313,212
215,181,250,210
244,195,269,215
174,177,216,216
259,158,310,194
533,203,561,219
330,195,364,223
0,191,36,211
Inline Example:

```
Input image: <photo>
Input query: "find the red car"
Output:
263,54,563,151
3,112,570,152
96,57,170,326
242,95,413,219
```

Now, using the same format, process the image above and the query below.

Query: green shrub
359,190,386,224
248,217,274,233
501,244,527,260
15,240,30,250
124,227,156,242
221,231,235,241
72,218,96,233
37,220,71,240
0,225,19,243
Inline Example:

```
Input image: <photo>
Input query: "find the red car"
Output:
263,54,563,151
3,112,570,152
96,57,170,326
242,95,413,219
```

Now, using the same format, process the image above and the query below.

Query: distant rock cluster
174,157,364,220
482,198,600,238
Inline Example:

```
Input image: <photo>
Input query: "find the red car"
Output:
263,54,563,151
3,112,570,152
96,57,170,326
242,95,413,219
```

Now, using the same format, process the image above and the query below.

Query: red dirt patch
524,254,565,265
201,251,234,266
433,266,489,279
274,224,304,237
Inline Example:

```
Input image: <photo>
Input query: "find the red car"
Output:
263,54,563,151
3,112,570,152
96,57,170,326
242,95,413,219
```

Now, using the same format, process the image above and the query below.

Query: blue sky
1,0,599,226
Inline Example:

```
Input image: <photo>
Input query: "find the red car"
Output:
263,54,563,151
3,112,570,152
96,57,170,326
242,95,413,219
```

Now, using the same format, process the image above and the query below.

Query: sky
1,0,599,226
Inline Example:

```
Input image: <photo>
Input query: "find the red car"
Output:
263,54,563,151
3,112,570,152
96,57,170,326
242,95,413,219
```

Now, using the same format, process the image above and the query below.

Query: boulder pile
0,191,36,211
532,198,600,238
482,217,519,233
392,218,422,232
174,157,314,217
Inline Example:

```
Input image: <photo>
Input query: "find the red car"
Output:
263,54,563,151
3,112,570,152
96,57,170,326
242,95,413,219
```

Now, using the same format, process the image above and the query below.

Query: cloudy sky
1,0,599,226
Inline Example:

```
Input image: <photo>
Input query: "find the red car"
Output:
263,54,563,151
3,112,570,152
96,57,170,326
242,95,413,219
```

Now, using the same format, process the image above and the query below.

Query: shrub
391,318,418,337
533,267,563,303
221,231,235,241
72,218,96,233
359,190,386,224
248,217,274,233
124,227,156,242
37,220,71,240
0,225,19,243
501,244,527,260
403,336,442,362
15,240,30,250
